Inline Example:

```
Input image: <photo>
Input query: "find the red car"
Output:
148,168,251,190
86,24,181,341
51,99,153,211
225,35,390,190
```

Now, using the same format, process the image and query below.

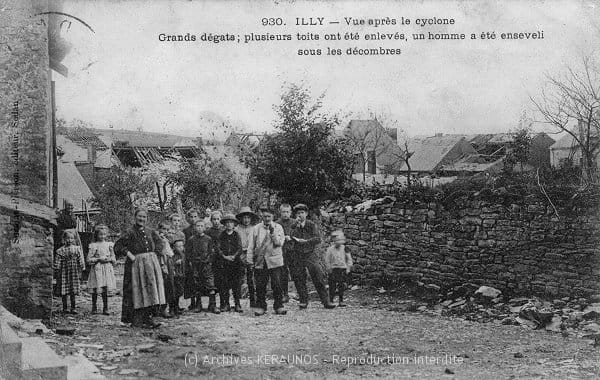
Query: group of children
52,206,353,318
53,225,117,314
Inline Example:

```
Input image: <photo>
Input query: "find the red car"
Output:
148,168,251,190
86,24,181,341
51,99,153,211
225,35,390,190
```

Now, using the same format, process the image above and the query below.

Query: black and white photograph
2,0,600,378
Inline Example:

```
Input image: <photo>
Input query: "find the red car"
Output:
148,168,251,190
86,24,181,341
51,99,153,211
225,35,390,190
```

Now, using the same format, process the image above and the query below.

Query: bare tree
531,55,600,185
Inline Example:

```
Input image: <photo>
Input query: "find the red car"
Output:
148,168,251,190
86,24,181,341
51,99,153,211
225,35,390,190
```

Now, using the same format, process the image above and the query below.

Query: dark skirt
121,258,134,324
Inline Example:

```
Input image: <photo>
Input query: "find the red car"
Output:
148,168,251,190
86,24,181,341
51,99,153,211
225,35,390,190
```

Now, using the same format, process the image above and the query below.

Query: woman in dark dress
115,208,165,328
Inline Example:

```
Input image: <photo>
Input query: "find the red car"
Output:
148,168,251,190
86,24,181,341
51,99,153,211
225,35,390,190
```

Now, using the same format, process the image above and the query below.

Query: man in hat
289,204,336,309
276,203,295,303
247,206,287,316
217,214,244,312
236,206,258,308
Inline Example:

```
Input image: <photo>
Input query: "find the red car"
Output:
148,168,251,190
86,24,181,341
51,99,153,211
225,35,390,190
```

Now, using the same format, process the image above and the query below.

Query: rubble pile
436,286,600,338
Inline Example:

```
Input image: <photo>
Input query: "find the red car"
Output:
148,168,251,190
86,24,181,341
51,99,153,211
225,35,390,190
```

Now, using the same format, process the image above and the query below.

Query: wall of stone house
0,0,55,318
0,0,51,204
0,210,54,318
327,198,600,298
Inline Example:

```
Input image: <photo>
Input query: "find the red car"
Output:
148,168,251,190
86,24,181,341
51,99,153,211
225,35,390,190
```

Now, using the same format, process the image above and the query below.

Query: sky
54,0,600,139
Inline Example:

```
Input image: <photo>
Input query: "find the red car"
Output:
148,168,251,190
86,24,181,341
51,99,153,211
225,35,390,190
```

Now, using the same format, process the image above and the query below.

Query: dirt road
48,288,600,379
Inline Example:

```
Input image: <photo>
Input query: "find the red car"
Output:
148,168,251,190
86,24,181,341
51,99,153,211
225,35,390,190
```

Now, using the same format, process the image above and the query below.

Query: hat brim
221,217,239,225
236,212,258,221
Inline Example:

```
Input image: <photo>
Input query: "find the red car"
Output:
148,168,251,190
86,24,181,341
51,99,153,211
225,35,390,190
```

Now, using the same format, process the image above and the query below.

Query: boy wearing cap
217,214,244,312
325,230,353,307
247,207,287,316
290,204,336,310
236,207,258,308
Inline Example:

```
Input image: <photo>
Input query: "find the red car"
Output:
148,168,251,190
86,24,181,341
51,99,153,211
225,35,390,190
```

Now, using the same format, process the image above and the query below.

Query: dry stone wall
328,197,600,298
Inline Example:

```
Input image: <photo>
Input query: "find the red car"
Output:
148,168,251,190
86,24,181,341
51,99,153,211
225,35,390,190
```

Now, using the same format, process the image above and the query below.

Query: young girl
54,230,86,314
87,225,117,315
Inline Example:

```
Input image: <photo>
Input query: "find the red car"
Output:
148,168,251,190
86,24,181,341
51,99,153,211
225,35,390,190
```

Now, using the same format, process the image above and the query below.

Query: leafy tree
168,157,267,213
251,83,355,208
92,166,155,233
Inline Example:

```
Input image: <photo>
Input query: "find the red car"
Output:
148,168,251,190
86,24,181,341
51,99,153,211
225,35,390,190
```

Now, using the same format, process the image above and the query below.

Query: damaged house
100,129,202,167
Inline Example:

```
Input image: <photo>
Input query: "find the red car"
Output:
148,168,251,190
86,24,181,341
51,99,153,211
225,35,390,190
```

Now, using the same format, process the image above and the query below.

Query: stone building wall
0,210,54,318
328,197,600,298
0,0,52,203
0,0,56,318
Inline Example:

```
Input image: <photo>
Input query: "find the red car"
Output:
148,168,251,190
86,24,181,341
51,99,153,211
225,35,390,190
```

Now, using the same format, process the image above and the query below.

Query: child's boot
160,304,173,318
208,293,221,314
70,294,77,315
338,291,346,307
170,301,179,317
102,291,109,315
193,297,203,313
62,296,68,314
220,292,230,312
91,293,98,314
234,298,243,313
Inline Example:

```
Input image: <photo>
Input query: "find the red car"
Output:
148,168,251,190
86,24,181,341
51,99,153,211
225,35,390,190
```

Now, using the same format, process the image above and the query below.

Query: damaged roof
102,129,198,148
404,135,470,172
58,161,97,212
441,155,505,173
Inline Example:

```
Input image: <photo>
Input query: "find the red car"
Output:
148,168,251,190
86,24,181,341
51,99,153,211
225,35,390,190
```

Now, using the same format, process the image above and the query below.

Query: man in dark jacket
289,204,336,310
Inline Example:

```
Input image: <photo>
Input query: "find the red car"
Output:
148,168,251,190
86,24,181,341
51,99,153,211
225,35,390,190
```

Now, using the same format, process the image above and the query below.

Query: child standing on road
325,230,353,307
153,221,176,318
87,225,117,315
55,230,86,314
217,214,244,313
206,211,226,309
185,220,220,314
172,238,186,315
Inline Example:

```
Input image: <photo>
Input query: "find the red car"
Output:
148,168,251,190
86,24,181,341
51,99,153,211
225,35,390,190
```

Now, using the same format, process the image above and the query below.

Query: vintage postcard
1,0,600,378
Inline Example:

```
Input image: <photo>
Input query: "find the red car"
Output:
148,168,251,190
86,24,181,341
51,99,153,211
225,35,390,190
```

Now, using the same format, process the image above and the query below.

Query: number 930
261,17,284,26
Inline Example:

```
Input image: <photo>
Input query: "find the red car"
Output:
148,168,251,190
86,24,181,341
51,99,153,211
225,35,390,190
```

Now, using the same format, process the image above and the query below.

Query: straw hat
236,206,258,223
221,213,239,225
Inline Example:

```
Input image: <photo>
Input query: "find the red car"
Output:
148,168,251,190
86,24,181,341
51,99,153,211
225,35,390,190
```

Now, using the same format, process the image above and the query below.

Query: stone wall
0,0,52,204
328,197,600,298
0,0,56,318
0,209,54,318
